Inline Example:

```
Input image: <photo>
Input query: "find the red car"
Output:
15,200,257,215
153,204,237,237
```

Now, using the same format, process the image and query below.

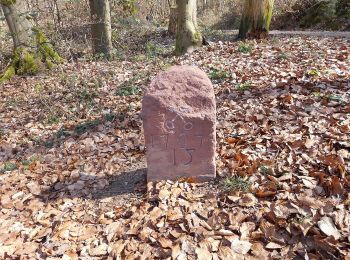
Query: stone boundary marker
142,65,216,182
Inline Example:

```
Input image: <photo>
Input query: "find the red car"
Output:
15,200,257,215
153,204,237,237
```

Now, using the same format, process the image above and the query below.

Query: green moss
0,0,16,6
0,28,62,83
0,48,39,83
264,0,274,31
193,31,202,44
45,59,53,69
33,28,62,63
175,30,202,56
16,49,39,75
239,0,274,39
0,65,15,83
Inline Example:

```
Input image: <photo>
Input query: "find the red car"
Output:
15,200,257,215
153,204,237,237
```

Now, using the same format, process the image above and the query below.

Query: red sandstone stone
142,65,216,182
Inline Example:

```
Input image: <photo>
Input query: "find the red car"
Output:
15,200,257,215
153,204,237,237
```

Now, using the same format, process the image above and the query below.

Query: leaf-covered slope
0,35,349,259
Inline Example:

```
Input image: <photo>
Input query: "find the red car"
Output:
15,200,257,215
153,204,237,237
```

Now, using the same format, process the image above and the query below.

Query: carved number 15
173,148,195,166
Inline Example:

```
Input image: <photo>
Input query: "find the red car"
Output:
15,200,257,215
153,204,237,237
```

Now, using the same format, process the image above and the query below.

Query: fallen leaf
318,216,341,240
265,242,284,249
239,193,257,207
158,237,173,248
231,239,252,254
26,182,41,195
90,243,108,256
195,247,212,260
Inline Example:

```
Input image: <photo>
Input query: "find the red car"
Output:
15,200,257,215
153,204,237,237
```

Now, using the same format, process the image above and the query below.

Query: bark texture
89,0,112,58
1,0,31,48
0,0,61,83
175,0,202,55
238,0,274,39
168,5,177,35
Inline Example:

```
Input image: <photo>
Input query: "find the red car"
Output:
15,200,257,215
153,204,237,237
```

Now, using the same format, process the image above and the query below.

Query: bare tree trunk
53,0,61,27
175,0,202,55
168,5,177,35
89,0,112,58
238,0,274,39
1,0,31,49
0,0,61,83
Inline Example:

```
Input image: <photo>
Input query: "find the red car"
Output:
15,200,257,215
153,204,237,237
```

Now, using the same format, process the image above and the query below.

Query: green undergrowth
235,81,252,91
42,111,128,148
307,68,321,77
336,0,350,18
116,73,148,96
277,52,289,60
209,67,231,82
300,0,350,29
74,119,101,135
145,41,162,59
222,176,252,192
0,162,18,173
0,0,16,6
301,0,337,29
20,155,40,169
238,42,253,53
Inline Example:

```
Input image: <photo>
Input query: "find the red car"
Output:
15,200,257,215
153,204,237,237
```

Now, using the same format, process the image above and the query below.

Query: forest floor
206,30,350,42
1,33,350,259
269,30,350,38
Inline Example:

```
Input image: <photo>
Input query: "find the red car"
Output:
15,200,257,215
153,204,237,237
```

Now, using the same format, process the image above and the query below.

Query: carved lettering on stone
142,65,216,181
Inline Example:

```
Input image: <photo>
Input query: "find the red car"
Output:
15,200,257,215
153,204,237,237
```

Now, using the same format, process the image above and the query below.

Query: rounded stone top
142,65,215,119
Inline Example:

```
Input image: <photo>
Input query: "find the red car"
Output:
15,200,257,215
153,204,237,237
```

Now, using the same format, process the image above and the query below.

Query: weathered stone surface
142,65,216,182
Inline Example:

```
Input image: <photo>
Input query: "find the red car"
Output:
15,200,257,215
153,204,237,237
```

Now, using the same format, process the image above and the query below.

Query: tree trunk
238,0,274,39
1,0,31,49
89,0,112,58
168,5,177,35
175,0,202,55
0,0,61,83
